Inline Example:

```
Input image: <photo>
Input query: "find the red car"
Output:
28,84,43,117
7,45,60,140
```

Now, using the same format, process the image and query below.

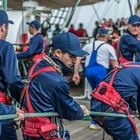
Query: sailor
91,62,140,140
0,10,24,140
118,15,140,63
17,20,45,61
21,32,89,140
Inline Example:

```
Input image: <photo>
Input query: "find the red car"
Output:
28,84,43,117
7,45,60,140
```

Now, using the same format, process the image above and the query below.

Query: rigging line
62,0,81,30
21,0,24,36
91,4,101,22
128,0,133,16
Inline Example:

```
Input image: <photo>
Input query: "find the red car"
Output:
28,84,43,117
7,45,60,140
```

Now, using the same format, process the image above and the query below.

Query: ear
0,25,4,32
53,49,63,59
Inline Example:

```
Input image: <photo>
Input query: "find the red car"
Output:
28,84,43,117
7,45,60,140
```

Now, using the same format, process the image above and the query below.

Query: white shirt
83,40,117,69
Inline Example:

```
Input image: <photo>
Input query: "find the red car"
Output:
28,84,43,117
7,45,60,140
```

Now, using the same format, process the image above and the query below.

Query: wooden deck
64,119,112,140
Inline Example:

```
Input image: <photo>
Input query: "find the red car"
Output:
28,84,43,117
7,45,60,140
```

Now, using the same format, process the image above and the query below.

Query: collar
52,57,72,74
126,30,137,37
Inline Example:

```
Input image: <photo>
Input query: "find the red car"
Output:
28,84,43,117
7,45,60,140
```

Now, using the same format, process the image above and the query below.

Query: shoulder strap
22,59,57,113
104,62,140,92
26,66,57,113
94,42,106,51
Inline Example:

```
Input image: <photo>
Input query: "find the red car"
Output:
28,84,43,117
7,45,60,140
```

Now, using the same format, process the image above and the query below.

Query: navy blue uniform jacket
91,62,140,114
119,31,140,61
0,40,23,123
23,58,84,120
17,33,43,59
90,63,140,140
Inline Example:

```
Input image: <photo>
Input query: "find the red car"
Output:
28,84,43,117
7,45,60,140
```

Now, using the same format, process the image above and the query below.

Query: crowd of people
1,7,140,140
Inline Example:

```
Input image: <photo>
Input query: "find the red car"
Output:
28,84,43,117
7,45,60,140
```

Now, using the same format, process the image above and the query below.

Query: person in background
53,24,61,37
92,21,100,39
118,15,140,63
108,29,121,52
68,24,76,35
17,20,44,61
76,23,88,37
73,28,118,129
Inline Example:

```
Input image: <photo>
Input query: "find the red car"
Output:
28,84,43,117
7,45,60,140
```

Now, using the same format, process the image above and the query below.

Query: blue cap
97,28,109,35
27,20,40,30
0,10,14,25
128,15,140,25
52,32,88,57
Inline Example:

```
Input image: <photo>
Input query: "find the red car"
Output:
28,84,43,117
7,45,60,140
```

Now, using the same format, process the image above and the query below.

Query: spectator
73,28,118,129
53,24,61,37
76,23,88,37
68,24,76,35
92,21,100,39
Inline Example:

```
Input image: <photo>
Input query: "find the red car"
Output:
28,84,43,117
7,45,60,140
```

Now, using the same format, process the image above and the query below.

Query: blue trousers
0,122,17,140
85,64,108,90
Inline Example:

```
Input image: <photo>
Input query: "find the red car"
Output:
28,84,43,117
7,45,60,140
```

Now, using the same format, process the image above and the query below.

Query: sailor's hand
72,73,80,85
14,108,24,122
80,105,90,116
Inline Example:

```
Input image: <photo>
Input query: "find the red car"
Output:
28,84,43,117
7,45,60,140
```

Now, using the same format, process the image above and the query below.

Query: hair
47,44,67,55
96,33,108,39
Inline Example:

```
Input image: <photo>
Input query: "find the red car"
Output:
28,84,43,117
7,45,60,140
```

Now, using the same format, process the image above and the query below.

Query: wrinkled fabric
0,39,23,139
119,31,140,62
17,33,44,59
91,63,140,140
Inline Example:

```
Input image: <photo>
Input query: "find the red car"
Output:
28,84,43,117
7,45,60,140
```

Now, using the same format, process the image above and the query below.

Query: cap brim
8,20,14,24
69,49,89,57
132,22,140,25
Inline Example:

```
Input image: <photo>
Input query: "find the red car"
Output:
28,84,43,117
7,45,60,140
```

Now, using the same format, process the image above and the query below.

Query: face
128,24,140,35
29,26,35,35
54,49,76,68
1,24,8,39
61,52,76,68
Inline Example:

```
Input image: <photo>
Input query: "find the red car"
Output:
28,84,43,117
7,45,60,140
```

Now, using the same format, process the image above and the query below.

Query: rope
0,112,58,121
83,111,136,121
0,111,137,121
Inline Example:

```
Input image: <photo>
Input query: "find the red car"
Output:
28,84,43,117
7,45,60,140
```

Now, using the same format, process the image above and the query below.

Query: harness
91,62,140,134
21,58,64,140
0,91,14,105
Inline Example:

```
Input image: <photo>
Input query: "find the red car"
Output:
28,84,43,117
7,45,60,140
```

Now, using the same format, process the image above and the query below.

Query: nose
72,57,76,64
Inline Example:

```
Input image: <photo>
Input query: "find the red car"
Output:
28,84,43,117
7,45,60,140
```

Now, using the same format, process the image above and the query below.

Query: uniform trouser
91,99,139,140
0,122,17,140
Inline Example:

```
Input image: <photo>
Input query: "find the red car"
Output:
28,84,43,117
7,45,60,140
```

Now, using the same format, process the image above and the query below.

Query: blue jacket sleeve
17,35,43,59
1,44,24,102
53,81,84,120
123,34,140,51
0,103,16,115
